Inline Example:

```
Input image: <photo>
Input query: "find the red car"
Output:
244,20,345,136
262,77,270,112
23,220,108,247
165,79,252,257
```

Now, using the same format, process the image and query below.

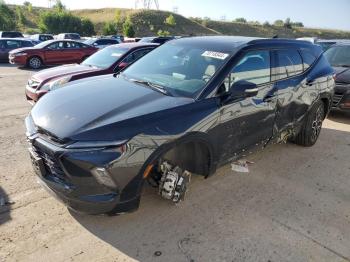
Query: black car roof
172,36,317,53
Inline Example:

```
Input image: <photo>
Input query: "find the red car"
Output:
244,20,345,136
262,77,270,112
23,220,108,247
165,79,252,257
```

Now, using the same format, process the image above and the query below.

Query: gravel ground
0,64,350,262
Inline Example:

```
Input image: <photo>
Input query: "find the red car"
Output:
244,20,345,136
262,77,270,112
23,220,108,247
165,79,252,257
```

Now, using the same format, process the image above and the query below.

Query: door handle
306,79,314,86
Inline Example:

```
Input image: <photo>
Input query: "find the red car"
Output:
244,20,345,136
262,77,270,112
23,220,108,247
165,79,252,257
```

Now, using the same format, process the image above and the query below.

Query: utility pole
135,0,159,10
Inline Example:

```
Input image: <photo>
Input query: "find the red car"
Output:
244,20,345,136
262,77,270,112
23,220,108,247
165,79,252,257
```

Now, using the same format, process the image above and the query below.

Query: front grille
32,145,66,180
332,93,344,107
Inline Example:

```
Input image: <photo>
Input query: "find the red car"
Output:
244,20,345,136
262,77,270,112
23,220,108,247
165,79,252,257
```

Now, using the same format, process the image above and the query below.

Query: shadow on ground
70,124,350,262
0,187,11,225
328,110,350,125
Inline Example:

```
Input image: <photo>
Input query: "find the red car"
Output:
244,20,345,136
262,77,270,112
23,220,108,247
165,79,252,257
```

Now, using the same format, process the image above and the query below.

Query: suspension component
158,161,191,203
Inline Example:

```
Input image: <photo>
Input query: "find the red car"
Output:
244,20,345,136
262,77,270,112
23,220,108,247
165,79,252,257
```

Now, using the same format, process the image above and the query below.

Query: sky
5,0,350,31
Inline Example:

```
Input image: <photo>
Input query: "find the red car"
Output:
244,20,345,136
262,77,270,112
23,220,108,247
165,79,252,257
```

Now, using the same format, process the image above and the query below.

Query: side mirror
118,62,128,69
114,62,128,72
229,80,259,98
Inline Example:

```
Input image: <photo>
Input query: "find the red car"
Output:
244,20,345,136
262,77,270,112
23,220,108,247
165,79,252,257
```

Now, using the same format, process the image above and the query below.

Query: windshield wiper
129,78,173,96
334,64,350,68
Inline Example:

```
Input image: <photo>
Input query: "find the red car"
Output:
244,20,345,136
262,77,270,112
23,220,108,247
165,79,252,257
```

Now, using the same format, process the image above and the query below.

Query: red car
9,40,97,69
25,43,158,103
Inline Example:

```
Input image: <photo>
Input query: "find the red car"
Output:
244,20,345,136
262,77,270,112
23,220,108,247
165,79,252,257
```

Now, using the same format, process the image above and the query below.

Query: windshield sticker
111,53,123,57
202,51,229,60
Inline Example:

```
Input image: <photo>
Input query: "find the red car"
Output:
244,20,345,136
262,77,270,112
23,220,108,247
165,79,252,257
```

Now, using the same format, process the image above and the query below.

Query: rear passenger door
272,49,311,132
0,40,7,61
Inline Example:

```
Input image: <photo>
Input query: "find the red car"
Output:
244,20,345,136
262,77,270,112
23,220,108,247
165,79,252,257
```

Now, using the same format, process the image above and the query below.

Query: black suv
0,31,24,38
324,43,350,111
25,36,334,215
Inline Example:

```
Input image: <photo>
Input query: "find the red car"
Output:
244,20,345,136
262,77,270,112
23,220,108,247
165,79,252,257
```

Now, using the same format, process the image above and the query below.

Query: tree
80,18,95,36
16,6,26,27
0,1,16,30
284,17,292,29
23,0,32,11
102,21,117,35
292,22,304,28
53,0,65,12
164,14,176,26
234,17,247,23
123,17,135,37
39,10,94,35
273,19,284,27
157,29,170,36
263,21,271,27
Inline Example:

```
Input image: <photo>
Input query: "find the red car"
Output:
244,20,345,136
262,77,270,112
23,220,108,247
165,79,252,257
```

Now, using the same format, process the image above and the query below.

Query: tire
295,100,325,147
27,56,42,69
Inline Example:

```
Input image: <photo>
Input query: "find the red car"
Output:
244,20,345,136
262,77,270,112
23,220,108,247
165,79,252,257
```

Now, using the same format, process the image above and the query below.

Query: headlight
14,52,27,56
65,140,128,149
40,76,71,91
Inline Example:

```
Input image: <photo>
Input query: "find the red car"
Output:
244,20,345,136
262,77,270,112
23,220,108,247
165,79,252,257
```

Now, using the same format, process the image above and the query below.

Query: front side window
324,45,350,67
122,43,231,98
222,50,270,92
273,49,303,80
47,41,65,50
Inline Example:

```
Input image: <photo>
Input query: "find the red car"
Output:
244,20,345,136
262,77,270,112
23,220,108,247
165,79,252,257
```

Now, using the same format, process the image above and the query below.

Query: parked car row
24,36,336,215
25,42,158,102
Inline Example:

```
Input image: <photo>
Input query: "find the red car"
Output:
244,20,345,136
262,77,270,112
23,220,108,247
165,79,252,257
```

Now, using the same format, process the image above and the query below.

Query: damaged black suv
26,36,334,215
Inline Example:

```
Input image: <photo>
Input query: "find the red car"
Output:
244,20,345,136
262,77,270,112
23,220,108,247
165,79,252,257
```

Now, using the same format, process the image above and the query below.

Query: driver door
44,41,65,64
217,50,277,162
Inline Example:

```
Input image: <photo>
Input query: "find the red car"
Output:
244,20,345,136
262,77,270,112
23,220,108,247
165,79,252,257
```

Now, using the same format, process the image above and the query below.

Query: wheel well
27,55,42,65
160,141,212,177
320,97,330,119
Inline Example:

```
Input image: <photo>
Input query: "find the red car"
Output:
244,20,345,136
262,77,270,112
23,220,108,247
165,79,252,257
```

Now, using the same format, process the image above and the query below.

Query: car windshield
84,39,96,45
324,45,350,67
82,46,129,69
122,42,231,98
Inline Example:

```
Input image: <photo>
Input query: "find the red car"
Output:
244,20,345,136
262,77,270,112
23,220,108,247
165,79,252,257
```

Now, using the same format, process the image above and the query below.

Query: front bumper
331,83,350,111
25,85,47,104
9,55,26,66
26,130,144,215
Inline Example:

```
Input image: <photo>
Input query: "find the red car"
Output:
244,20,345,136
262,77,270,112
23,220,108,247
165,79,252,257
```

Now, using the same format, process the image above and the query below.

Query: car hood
32,64,101,83
334,67,350,84
30,75,193,141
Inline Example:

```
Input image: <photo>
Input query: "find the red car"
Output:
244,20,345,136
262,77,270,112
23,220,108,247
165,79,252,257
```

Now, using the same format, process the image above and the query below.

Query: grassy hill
205,20,350,39
8,5,350,39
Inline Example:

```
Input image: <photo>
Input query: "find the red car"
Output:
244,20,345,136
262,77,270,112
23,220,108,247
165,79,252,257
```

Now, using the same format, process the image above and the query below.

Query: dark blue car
25,36,335,214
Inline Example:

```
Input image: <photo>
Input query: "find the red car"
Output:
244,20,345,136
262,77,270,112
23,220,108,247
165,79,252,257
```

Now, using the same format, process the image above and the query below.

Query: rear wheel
295,100,325,147
27,56,42,69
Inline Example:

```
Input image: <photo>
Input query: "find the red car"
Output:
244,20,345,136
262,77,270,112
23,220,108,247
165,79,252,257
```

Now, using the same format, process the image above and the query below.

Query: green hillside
8,5,350,39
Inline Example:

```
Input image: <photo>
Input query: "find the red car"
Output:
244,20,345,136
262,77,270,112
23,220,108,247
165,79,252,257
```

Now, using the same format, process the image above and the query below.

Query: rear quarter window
300,50,317,70
273,49,303,80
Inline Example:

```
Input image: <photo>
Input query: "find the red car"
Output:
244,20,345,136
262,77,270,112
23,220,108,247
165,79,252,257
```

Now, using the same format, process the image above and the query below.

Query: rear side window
300,50,317,70
21,41,33,47
5,40,21,49
273,49,303,80
122,48,153,63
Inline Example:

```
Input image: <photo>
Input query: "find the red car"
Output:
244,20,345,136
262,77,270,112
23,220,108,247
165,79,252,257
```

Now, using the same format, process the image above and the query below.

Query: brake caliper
158,161,191,203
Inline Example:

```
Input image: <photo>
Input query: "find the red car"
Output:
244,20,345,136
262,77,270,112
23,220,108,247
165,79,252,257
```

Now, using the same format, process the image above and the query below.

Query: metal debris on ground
231,160,254,173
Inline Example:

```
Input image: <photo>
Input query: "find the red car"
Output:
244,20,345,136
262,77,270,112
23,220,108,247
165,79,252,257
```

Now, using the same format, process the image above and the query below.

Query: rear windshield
324,45,350,67
82,46,129,69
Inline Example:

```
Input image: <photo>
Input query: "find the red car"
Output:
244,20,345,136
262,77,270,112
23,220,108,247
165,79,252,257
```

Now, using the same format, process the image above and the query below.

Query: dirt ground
0,64,350,262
